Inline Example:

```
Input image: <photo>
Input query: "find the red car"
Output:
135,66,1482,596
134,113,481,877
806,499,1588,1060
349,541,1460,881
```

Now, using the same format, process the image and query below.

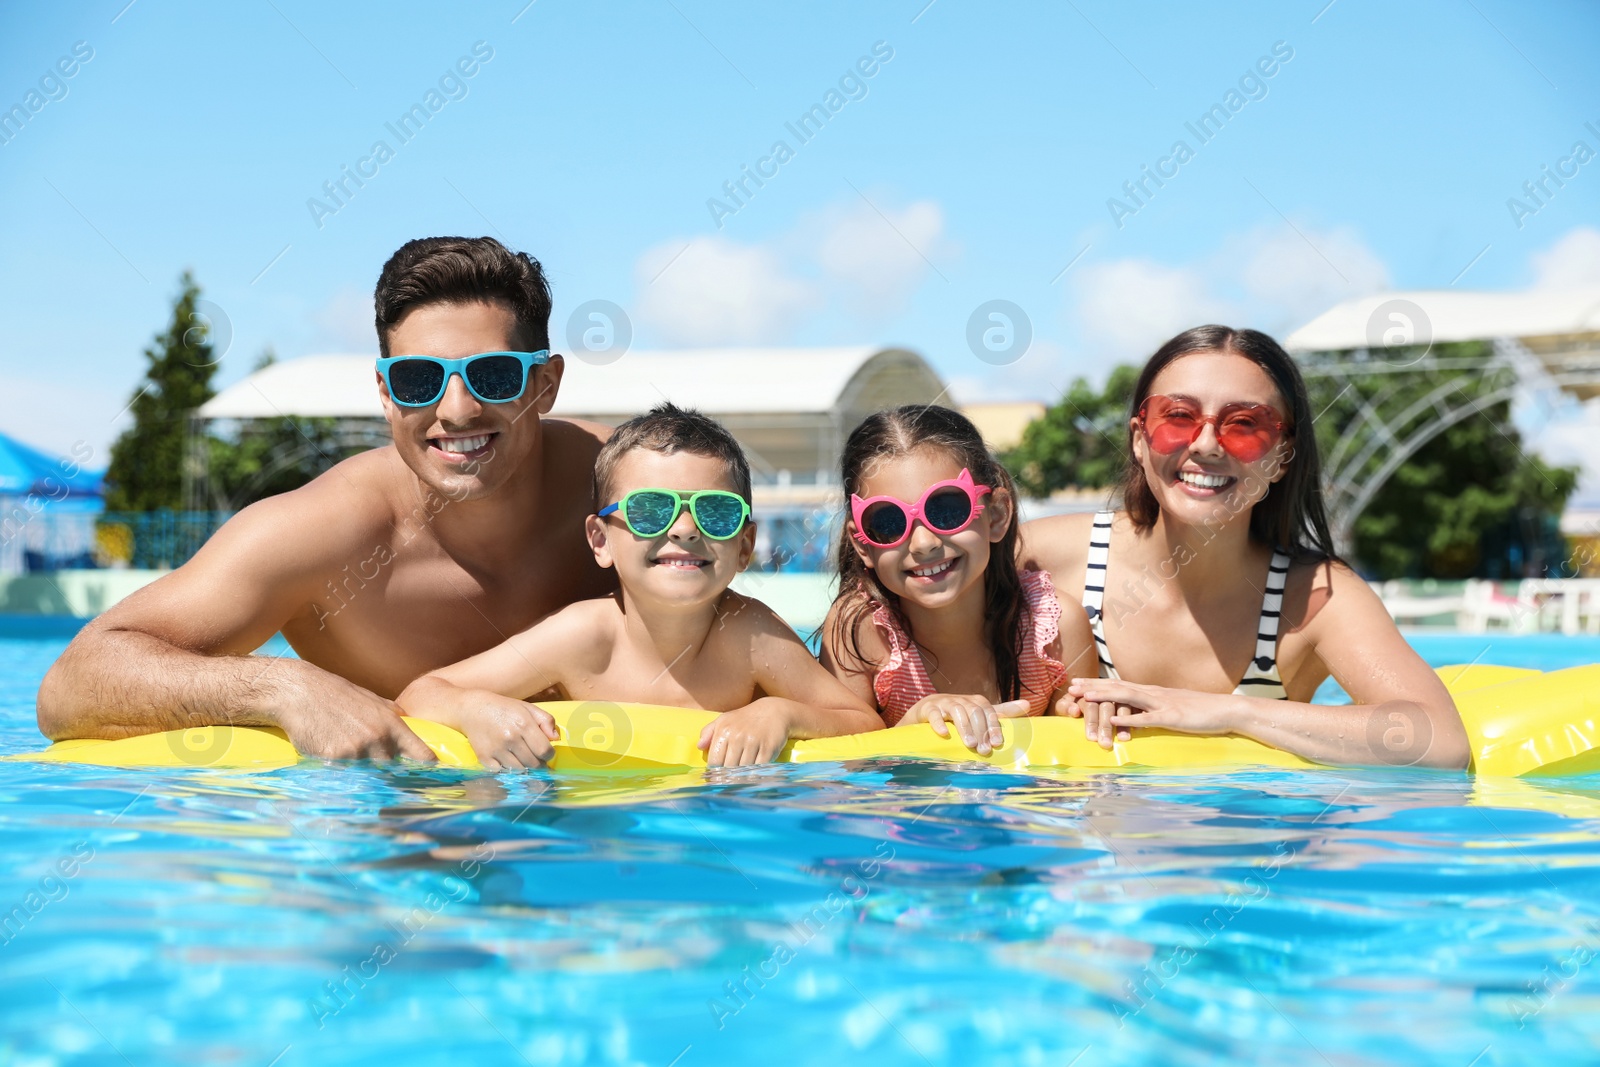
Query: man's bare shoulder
229,447,408,557
543,417,612,456
1018,511,1097,574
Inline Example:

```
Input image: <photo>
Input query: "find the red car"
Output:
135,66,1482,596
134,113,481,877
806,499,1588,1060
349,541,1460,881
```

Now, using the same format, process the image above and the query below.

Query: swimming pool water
4,634,1600,1065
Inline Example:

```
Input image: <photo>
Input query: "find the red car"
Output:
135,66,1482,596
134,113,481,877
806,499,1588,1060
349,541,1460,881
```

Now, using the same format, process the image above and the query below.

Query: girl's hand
901,695,1031,756
1066,678,1239,743
456,696,560,771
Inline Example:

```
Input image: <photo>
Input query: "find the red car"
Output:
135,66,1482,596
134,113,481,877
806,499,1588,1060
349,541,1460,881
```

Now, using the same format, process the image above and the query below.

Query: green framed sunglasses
598,489,750,540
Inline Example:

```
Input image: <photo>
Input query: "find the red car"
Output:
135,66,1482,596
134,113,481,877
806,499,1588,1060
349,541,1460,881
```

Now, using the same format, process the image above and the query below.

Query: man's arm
36,483,435,761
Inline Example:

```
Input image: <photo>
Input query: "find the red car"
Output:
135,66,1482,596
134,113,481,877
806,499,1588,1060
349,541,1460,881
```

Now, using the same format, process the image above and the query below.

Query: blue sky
2,0,1598,473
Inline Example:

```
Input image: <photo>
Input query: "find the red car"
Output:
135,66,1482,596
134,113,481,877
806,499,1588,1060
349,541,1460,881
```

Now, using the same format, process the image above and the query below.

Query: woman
1021,325,1470,769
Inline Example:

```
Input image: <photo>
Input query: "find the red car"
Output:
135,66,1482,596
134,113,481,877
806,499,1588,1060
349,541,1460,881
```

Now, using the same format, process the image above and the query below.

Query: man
37,236,616,760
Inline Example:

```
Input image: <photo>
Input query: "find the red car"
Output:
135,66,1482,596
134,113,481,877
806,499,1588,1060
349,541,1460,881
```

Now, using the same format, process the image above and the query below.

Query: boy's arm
395,605,591,770
699,598,880,767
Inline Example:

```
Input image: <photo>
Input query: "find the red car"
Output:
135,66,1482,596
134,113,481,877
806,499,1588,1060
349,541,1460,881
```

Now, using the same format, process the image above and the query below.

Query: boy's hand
901,695,1031,756
455,694,560,771
698,702,790,767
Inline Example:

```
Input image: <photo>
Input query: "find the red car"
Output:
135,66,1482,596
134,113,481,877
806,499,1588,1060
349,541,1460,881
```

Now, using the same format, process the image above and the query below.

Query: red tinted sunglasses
1138,395,1289,463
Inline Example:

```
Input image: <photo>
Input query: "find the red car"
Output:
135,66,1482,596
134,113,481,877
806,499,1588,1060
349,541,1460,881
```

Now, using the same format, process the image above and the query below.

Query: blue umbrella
0,431,104,498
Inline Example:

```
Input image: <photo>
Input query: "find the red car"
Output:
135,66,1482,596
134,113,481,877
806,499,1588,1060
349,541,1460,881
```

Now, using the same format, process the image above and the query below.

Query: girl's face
1131,351,1293,529
848,447,1013,613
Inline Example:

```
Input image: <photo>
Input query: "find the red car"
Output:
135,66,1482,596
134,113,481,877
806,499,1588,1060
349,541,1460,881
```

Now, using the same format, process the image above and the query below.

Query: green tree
203,348,353,510
104,272,219,511
1004,364,1139,495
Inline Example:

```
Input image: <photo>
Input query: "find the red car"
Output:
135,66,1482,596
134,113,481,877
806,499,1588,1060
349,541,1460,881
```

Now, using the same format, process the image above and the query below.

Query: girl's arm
700,599,881,767
1069,563,1470,769
818,598,884,711
395,605,593,770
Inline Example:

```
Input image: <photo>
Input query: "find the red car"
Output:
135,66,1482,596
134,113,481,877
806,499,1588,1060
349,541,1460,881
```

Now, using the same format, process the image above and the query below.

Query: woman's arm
1069,563,1470,769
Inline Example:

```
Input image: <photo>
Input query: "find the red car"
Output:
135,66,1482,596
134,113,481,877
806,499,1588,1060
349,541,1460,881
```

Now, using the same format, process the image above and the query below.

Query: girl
821,405,1097,753
1021,325,1470,768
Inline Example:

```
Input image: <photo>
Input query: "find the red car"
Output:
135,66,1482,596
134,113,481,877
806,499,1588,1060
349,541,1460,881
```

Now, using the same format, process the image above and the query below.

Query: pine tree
104,272,219,511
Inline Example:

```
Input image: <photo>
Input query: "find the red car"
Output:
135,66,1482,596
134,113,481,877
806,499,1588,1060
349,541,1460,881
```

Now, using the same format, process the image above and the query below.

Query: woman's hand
1066,678,1240,747
1053,689,1131,750
900,695,1032,756
454,695,560,771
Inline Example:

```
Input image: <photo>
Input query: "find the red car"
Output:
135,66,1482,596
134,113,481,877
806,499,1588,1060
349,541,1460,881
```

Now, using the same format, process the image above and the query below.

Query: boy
397,403,880,768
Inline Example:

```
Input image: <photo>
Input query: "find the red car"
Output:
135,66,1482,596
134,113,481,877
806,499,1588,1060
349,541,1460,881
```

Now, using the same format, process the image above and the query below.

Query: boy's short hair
593,403,753,506
374,236,552,357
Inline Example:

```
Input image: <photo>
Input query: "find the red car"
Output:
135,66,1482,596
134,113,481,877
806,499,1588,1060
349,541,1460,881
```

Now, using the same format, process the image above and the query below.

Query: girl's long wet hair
829,405,1031,702
1120,325,1339,561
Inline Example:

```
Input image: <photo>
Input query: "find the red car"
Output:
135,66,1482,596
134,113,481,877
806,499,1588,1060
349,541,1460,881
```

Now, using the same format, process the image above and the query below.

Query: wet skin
38,301,617,759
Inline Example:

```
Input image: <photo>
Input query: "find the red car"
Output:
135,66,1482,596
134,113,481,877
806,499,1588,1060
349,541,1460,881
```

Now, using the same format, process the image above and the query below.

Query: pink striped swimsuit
868,569,1069,726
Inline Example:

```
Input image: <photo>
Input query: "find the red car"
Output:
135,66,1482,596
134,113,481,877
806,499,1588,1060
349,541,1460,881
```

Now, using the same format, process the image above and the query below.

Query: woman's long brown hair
828,405,1034,702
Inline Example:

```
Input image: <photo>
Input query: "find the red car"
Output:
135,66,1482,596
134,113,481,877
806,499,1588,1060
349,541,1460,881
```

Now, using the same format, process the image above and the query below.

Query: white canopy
1286,286,1600,352
198,346,940,420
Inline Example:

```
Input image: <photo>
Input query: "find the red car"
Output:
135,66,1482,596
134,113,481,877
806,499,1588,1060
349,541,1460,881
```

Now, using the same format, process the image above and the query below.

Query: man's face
377,300,564,502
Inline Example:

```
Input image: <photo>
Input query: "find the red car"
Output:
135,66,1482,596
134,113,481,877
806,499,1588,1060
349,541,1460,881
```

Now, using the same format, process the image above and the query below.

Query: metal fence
1,510,234,574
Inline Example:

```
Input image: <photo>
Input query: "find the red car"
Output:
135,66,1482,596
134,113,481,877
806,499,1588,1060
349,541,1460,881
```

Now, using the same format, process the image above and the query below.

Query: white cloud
1531,226,1600,289
1069,223,1390,363
1073,257,1239,358
811,198,950,318
1232,224,1390,333
311,287,376,353
633,237,816,346
630,194,950,345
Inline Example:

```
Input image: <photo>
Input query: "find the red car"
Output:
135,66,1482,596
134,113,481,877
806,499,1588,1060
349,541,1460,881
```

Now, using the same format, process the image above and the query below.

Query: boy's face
585,448,755,609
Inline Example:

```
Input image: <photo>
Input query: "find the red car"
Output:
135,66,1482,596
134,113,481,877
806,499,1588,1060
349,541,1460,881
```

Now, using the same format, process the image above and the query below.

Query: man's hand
271,672,437,762
450,693,560,771
698,702,791,767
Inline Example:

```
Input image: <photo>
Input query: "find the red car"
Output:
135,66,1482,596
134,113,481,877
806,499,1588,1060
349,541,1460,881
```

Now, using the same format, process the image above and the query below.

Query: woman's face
1131,351,1293,530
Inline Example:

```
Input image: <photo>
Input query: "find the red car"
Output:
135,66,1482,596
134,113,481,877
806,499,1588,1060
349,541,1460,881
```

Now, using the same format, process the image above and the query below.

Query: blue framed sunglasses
377,350,551,408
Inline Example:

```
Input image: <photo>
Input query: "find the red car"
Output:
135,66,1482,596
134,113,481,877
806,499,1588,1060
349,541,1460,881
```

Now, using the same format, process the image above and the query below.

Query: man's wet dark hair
592,402,753,506
374,236,553,357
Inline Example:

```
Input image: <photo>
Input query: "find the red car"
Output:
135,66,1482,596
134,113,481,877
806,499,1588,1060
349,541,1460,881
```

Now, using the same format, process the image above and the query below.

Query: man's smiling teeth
434,434,492,454
910,559,956,578
1178,471,1232,489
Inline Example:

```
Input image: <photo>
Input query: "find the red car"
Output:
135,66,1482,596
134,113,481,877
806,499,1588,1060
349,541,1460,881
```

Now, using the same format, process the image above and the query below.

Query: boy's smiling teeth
653,556,708,569
1178,470,1232,489
909,559,956,578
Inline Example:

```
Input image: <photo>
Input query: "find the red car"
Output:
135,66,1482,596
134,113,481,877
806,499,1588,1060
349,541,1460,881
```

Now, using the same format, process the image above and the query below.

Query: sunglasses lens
861,502,909,546
624,491,678,536
387,359,446,406
464,355,526,402
1218,408,1279,462
693,494,746,539
1143,400,1201,454
922,487,974,532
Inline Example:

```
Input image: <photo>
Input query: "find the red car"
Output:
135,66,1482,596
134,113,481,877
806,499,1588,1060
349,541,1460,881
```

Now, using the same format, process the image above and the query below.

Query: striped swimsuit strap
1080,510,1291,699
